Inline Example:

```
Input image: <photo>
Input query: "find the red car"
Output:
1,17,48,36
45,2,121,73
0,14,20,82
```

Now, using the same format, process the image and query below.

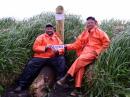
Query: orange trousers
67,52,97,87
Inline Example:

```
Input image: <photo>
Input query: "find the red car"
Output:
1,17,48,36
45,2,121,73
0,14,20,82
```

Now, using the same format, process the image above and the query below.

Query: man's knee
27,58,46,68
58,56,65,61
57,56,66,66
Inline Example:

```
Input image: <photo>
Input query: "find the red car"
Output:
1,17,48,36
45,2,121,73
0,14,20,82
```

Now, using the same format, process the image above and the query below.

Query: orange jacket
33,33,63,58
67,26,110,56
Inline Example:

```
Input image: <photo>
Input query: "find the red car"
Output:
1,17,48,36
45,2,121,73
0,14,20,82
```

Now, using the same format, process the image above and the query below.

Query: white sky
0,0,130,22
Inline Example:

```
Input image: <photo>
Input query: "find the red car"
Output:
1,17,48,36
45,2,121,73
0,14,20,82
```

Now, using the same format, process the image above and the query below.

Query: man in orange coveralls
57,16,110,96
14,24,66,92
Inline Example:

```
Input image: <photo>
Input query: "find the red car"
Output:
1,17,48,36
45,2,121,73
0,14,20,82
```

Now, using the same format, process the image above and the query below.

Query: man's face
45,27,54,36
86,19,96,30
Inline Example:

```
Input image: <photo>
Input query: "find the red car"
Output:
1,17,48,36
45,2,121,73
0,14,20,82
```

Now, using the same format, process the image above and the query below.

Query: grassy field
0,12,130,97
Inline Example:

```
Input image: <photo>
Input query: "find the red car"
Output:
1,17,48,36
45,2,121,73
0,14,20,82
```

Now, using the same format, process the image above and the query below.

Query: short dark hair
86,16,96,21
45,23,54,28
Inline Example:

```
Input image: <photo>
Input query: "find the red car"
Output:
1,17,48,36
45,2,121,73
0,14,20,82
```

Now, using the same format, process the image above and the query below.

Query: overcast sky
0,0,130,22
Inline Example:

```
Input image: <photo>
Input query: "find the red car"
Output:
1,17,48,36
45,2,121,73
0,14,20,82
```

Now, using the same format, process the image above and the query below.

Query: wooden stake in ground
55,5,64,42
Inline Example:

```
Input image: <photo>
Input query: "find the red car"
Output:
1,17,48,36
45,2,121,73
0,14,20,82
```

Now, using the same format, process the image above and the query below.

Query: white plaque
51,45,64,50
55,14,64,20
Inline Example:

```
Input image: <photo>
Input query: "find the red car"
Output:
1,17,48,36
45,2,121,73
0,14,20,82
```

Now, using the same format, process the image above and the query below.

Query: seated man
57,16,110,96
14,24,66,92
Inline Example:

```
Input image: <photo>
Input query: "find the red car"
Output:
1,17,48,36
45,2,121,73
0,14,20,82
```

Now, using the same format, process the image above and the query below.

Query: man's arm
66,32,85,51
100,31,111,51
33,36,46,53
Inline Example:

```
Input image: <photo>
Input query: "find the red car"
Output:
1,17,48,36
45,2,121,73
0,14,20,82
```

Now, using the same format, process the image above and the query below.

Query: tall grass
100,19,128,38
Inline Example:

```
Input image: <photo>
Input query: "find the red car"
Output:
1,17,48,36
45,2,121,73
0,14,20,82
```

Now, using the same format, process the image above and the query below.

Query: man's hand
45,45,59,55
52,49,59,56
64,44,67,49
45,45,52,52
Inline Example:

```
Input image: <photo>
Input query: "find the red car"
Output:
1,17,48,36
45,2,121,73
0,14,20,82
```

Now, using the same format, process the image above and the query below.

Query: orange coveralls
33,33,63,58
67,26,110,87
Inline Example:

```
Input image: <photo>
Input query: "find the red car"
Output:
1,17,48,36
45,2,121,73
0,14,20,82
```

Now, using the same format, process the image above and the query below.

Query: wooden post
55,5,64,42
